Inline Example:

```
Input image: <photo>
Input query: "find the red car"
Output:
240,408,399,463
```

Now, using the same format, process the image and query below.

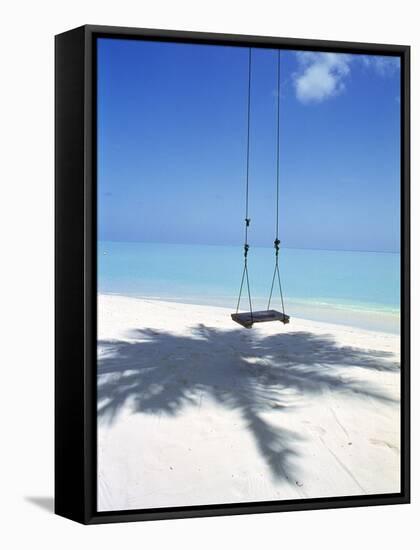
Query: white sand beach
97,294,400,512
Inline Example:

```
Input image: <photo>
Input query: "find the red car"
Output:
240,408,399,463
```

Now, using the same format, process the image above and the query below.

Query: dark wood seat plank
231,310,290,329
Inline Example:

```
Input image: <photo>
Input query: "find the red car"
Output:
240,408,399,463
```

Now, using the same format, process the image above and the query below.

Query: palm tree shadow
98,325,399,482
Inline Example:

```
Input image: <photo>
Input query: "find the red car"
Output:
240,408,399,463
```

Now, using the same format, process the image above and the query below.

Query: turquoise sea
98,241,400,333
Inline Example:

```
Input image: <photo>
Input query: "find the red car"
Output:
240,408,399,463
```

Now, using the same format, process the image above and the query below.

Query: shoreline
98,291,400,334
98,241,400,334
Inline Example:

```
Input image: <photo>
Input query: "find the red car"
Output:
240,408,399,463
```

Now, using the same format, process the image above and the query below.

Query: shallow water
98,241,400,333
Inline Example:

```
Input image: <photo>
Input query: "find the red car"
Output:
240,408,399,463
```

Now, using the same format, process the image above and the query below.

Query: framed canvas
55,24,410,524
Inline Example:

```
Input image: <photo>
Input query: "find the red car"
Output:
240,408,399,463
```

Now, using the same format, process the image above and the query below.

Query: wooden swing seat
231,309,290,329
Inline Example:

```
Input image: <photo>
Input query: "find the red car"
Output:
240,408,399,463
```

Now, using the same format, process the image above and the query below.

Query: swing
231,49,290,329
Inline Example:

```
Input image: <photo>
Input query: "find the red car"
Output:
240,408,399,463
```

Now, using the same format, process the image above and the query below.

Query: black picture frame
55,24,410,525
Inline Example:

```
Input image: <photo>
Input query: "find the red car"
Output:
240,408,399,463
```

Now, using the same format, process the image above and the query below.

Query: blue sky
97,38,401,252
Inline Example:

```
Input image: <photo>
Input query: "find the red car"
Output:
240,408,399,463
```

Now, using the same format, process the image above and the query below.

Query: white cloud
294,52,352,103
293,52,400,104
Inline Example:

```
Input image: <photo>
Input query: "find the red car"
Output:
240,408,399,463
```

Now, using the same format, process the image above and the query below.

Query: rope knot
245,218,251,227
244,243,250,257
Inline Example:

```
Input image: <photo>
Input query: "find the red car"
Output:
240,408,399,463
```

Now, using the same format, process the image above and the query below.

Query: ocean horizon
98,240,400,333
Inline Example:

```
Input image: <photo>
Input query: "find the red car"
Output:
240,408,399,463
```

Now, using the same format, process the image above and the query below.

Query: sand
97,294,401,512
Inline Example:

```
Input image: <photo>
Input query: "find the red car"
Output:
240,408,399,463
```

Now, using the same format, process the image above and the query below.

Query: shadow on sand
98,325,399,481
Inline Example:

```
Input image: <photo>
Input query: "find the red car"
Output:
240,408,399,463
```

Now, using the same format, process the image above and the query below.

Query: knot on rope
244,243,250,257
245,218,251,227
274,238,281,252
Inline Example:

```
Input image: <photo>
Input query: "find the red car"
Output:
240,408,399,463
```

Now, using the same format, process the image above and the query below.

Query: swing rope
235,49,286,322
235,48,253,318
267,50,286,316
